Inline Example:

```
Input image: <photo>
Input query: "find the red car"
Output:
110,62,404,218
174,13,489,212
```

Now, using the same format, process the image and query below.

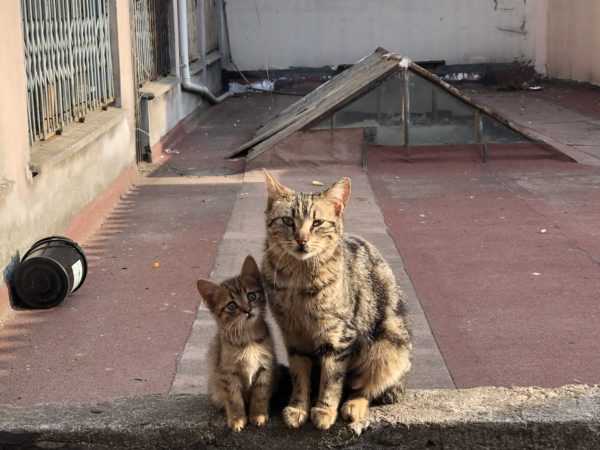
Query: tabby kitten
262,170,411,430
196,255,275,432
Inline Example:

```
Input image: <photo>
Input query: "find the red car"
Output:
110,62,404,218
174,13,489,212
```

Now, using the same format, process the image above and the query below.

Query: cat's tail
371,378,406,406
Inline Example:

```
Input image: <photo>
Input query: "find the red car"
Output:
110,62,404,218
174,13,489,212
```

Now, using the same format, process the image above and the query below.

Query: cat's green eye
247,292,257,302
312,219,324,227
282,217,294,227
225,301,238,312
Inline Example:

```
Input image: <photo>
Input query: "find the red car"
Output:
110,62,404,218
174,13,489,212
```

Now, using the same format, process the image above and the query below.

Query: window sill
139,76,180,97
189,51,222,77
29,108,127,176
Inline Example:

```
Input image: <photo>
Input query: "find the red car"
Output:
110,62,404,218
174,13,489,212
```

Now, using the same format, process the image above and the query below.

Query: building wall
0,0,224,288
547,0,600,85
0,1,137,284
225,0,539,70
143,0,225,157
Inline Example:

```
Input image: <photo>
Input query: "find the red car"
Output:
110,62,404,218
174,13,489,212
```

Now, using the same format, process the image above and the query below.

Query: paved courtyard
1,85,599,405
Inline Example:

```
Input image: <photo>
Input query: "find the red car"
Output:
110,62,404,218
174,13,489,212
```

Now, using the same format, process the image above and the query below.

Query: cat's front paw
311,406,337,430
227,415,247,432
341,397,369,422
250,413,269,427
282,405,309,428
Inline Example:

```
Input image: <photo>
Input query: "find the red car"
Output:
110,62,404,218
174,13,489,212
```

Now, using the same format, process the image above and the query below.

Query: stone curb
1,385,598,449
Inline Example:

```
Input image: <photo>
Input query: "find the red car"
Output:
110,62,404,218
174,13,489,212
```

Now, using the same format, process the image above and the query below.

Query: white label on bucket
71,260,84,291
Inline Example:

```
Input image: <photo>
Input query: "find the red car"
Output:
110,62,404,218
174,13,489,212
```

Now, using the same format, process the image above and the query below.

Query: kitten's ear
196,279,221,309
240,255,261,285
263,169,293,209
324,177,351,215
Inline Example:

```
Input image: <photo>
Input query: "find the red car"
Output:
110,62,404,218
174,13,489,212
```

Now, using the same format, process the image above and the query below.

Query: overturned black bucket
11,236,88,309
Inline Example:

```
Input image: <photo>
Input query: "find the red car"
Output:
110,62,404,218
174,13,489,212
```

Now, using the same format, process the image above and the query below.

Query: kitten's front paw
282,405,309,428
341,397,369,422
311,406,337,430
227,416,247,432
250,413,269,427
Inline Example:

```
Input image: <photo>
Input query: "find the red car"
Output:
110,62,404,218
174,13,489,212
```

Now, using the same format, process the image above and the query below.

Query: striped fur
262,171,411,430
197,256,275,432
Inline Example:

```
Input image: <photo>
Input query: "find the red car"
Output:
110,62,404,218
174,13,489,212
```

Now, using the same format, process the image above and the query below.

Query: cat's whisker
273,249,288,288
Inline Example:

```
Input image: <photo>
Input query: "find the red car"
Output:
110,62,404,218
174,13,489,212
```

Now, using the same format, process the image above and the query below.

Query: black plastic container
11,236,88,309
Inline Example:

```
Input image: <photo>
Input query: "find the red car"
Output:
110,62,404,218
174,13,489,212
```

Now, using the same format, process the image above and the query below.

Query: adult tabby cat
196,255,275,432
261,170,412,430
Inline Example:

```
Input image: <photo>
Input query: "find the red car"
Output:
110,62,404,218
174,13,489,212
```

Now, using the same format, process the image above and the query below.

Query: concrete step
1,385,598,449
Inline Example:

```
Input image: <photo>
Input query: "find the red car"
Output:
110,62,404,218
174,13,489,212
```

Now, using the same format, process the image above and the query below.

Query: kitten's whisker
223,321,235,343
237,320,244,341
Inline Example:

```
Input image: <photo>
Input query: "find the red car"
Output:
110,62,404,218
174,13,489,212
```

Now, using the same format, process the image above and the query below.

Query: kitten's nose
296,238,307,247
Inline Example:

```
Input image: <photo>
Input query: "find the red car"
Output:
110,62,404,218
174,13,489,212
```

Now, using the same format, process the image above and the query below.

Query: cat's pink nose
296,238,307,246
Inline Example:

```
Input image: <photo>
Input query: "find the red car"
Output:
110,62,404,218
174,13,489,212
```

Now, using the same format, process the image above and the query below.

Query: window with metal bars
21,0,115,144
130,0,171,87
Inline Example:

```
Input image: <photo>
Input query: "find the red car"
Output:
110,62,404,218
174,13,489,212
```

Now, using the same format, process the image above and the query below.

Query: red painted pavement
0,94,295,405
368,144,600,388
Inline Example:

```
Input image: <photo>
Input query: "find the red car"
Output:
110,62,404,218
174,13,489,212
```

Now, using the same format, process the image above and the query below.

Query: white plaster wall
225,0,538,70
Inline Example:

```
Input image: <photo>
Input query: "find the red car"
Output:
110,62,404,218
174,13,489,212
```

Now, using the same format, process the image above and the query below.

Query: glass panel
316,73,405,145
408,71,477,145
311,117,332,130
370,126,406,146
481,114,530,143
334,88,380,128
307,71,528,147
377,73,405,127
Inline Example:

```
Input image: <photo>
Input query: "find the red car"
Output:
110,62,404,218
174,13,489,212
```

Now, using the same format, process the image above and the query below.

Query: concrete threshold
1,385,598,449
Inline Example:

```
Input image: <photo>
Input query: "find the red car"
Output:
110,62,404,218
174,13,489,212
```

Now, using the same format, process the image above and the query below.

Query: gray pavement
473,88,600,166
171,167,454,394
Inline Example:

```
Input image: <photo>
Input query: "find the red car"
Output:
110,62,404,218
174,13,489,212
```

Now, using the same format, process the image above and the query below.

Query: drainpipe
177,0,232,104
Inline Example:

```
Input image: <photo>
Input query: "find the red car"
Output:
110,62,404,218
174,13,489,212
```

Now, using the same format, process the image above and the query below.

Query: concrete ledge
29,108,128,175
1,385,598,449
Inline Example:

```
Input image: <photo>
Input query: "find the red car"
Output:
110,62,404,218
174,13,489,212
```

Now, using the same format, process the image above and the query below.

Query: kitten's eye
247,292,257,302
312,219,324,227
282,217,294,227
225,301,238,312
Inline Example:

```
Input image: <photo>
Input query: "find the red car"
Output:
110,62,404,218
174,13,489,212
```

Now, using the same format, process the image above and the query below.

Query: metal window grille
187,0,199,63
130,0,171,87
21,0,115,143
204,0,218,53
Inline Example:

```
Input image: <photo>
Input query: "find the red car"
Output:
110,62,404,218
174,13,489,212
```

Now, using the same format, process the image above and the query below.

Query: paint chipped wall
225,0,537,69
547,0,600,85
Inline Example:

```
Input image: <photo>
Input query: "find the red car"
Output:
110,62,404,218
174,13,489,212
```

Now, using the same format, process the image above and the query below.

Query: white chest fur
234,343,268,388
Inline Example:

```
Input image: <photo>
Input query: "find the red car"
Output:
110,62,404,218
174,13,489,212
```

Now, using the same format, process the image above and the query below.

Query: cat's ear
240,255,261,285
196,279,222,309
324,177,351,215
263,169,293,209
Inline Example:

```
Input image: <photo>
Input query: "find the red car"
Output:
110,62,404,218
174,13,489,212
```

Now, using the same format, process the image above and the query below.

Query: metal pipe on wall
177,0,231,104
